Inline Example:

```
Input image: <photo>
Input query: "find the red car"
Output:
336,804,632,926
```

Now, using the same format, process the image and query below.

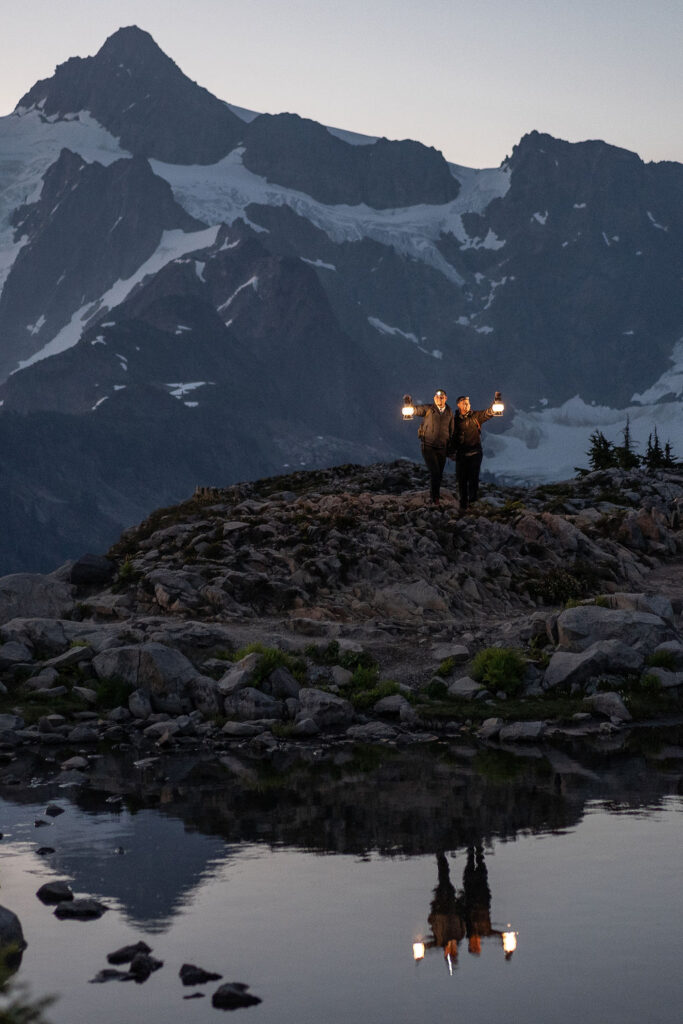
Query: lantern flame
413,942,425,961
502,929,517,955
492,400,504,416
402,404,415,420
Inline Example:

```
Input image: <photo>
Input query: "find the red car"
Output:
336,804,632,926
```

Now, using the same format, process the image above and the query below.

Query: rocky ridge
0,462,681,773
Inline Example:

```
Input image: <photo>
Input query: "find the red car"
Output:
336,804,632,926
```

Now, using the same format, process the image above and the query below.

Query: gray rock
25,668,60,690
93,642,197,711
605,592,675,625
292,717,320,736
346,722,398,741
186,675,220,715
543,639,644,691
556,606,671,652
221,721,262,737
143,720,180,740
330,665,353,686
107,706,131,723
447,676,485,699
0,574,75,625
212,983,262,1010
223,687,284,721
72,686,98,704
43,646,94,669
296,688,354,729
431,643,470,663
0,713,24,732
477,717,504,739
67,725,100,743
584,691,632,722
216,652,261,696
129,689,153,720
61,755,89,770
54,898,108,920
499,721,546,743
69,554,115,587
0,904,27,959
262,666,301,700
0,618,67,653
373,694,411,716
36,881,73,905
0,640,33,667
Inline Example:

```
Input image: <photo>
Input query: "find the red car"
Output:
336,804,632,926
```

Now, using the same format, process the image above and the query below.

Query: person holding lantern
452,392,503,512
402,389,455,505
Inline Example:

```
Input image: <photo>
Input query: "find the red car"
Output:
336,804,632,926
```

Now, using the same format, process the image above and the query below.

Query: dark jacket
414,403,455,449
453,407,494,456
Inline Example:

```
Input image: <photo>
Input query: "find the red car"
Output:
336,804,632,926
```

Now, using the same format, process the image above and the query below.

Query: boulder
215,652,261,696
0,905,27,971
605,592,675,624
584,691,632,722
544,639,644,691
54,898,108,920
448,676,485,699
261,666,301,700
69,554,116,587
93,643,198,712
0,640,33,667
373,694,411,716
346,722,398,741
556,606,671,652
223,687,284,721
477,717,504,739
212,983,262,1010
36,881,73,905
186,675,220,715
499,721,546,743
0,575,74,625
296,688,354,729
129,689,153,720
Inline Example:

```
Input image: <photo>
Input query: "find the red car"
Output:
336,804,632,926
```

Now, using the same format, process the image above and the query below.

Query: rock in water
212,982,262,1010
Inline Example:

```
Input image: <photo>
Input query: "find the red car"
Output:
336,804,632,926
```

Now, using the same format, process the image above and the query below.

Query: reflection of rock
54,898,108,920
0,904,27,975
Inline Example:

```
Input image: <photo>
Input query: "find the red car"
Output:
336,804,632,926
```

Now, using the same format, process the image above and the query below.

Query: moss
435,657,457,678
230,644,308,686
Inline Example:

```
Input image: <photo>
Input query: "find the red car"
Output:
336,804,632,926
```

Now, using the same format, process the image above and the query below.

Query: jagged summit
16,25,244,164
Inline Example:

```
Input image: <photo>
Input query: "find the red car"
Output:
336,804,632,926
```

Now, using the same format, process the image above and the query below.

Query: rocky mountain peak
16,25,244,164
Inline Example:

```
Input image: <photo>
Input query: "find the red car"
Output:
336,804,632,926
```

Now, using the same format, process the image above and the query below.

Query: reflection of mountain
1,733,679,931
0,797,226,932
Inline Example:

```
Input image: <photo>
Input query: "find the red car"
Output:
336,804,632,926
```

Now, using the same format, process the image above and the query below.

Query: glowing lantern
492,391,505,416
402,394,415,420
502,927,517,956
412,942,425,961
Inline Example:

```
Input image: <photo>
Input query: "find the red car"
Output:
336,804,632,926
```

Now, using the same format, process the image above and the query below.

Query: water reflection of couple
426,847,512,968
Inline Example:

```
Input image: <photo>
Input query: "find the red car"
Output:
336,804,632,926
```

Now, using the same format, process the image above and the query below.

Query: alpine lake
1,725,681,1024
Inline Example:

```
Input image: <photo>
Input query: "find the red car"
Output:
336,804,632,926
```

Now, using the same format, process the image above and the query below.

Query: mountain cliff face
0,26,681,572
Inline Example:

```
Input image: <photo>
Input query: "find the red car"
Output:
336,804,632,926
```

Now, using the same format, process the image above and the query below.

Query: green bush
349,679,399,711
425,678,449,700
435,657,457,678
471,648,526,697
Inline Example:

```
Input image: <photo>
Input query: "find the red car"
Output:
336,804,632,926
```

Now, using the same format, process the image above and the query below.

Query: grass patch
471,648,526,697
646,651,677,671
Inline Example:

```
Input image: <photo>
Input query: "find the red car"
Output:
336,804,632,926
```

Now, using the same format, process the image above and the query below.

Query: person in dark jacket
404,389,455,505
453,393,501,510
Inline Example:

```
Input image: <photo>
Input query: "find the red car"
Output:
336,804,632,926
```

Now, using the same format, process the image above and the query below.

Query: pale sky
1,0,681,169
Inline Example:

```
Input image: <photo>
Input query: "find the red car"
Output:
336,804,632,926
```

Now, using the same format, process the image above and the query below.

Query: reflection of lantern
412,942,425,961
402,394,415,421
502,928,517,956
492,391,505,416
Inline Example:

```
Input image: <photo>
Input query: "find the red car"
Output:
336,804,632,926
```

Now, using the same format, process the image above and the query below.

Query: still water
1,742,681,1024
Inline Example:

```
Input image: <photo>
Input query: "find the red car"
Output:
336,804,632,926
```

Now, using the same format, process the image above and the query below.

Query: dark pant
421,445,447,501
456,451,482,508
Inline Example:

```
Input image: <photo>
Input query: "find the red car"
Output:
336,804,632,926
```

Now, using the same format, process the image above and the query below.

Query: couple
405,388,501,509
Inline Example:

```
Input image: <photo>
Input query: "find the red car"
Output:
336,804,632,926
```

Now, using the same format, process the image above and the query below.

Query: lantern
502,927,517,956
492,390,504,416
412,942,425,961
402,394,415,421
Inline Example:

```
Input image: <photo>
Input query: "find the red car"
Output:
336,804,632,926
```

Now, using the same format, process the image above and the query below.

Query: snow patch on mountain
150,149,511,285
12,225,220,372
486,387,683,483
0,108,128,291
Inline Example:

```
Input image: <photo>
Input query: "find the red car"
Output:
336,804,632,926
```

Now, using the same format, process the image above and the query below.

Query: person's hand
403,394,412,404
494,391,501,400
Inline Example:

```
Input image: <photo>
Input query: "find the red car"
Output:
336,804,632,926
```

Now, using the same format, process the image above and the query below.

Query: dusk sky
1,0,681,169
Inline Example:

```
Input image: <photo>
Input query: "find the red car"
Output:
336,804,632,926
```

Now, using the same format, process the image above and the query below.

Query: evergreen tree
587,430,616,470
644,426,665,469
614,415,640,469
663,439,677,468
